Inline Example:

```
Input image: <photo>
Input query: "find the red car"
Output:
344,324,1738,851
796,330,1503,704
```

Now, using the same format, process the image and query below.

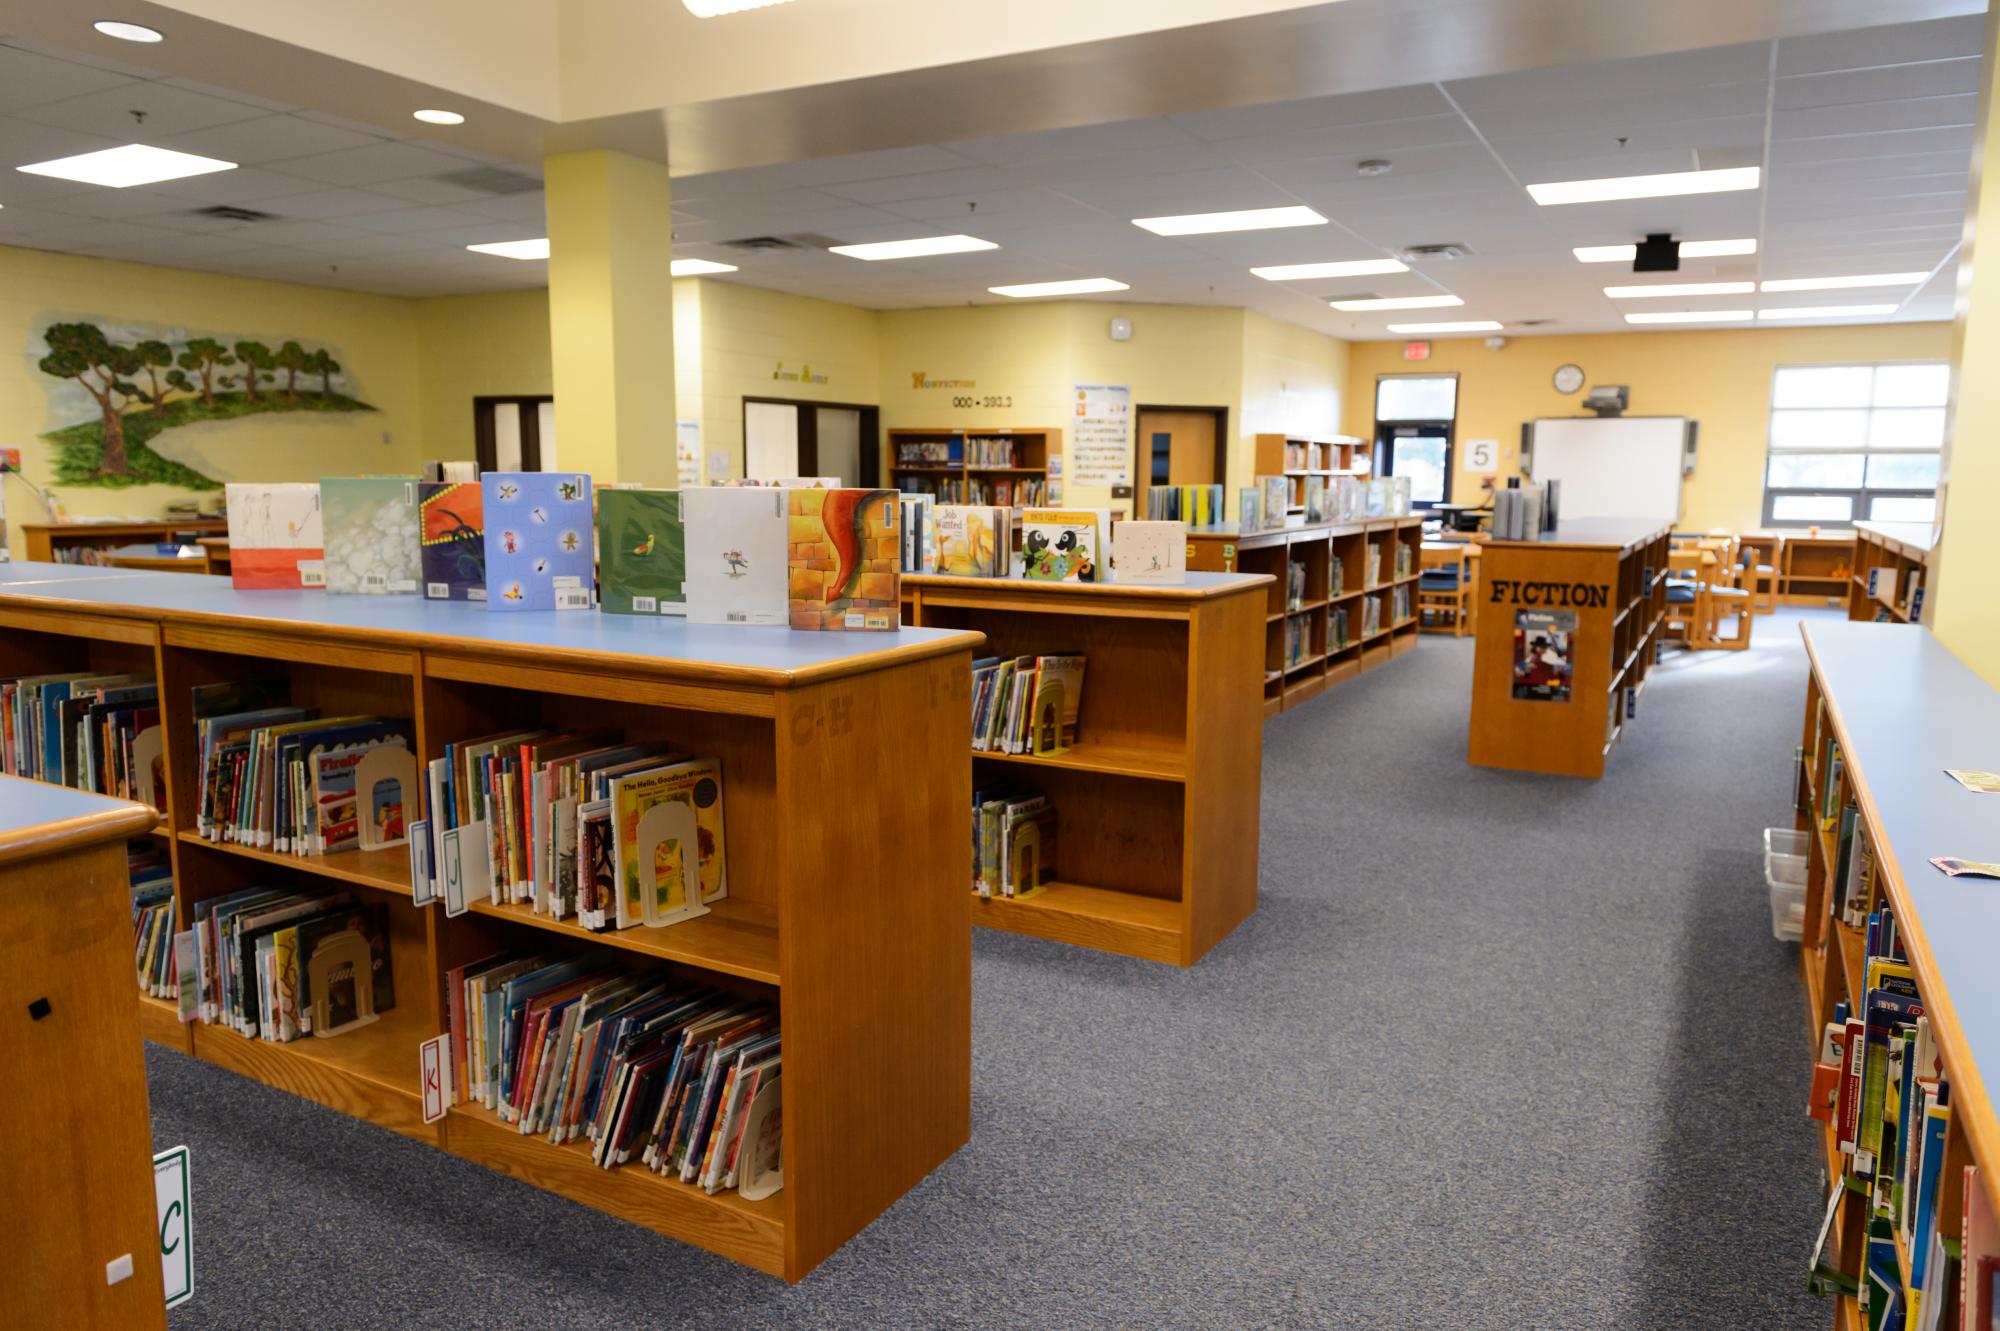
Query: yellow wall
414,288,553,460
1344,323,1953,531
1242,309,1349,470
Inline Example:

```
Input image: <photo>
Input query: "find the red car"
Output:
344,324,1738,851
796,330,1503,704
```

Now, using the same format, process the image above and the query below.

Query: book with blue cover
480,472,594,611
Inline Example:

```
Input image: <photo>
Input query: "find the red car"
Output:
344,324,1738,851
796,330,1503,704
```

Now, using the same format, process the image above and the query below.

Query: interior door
814,407,861,485
1136,409,1222,509
744,401,801,479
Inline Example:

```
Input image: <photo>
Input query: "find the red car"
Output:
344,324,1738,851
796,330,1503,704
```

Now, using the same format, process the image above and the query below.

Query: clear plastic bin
1764,827,1809,942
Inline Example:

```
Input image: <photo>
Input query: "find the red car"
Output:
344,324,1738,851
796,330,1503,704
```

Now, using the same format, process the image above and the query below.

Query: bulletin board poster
676,419,701,487
1070,384,1132,487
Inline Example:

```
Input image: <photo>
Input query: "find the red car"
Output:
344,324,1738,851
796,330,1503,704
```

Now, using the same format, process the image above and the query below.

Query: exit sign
1403,341,1431,361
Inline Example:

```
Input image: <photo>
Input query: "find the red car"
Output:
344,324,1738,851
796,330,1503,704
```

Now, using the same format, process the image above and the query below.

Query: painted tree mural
37,322,144,480
177,338,235,404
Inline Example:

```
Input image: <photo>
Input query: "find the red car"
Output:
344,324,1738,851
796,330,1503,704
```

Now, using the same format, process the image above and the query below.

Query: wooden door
1137,409,1224,511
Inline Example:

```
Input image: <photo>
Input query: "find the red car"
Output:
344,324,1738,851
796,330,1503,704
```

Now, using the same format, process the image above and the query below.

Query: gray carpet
154,610,1838,1329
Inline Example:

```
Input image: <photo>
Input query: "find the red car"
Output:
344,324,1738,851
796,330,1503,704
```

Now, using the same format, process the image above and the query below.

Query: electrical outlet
105,1254,133,1285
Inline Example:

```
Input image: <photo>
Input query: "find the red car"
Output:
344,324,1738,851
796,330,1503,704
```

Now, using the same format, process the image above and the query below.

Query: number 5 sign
153,1145,192,1308
1466,438,1498,473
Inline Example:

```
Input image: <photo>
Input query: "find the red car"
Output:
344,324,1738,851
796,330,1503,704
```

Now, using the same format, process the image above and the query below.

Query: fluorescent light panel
828,234,997,260
1385,320,1502,334
1758,272,1928,292
1573,238,1757,263
92,19,162,41
988,278,1129,298
1527,166,1760,206
1757,305,1900,321
1132,205,1326,236
1251,258,1408,281
683,0,794,14
17,144,235,188
1623,310,1752,324
413,109,464,126
1604,281,1755,299
1330,294,1462,311
671,258,738,276
467,238,549,260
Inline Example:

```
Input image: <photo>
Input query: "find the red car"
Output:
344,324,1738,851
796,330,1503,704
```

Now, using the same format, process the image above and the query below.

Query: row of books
1146,484,1225,525
411,731,727,933
1286,559,1307,611
971,654,1085,756
187,888,395,1042
972,787,1057,899
193,689,411,857
1283,614,1311,668
131,843,176,1000
1391,585,1412,624
965,436,1023,468
898,494,936,573
1864,564,1926,622
895,475,1045,507
447,953,782,1196
895,440,955,466
1,669,164,806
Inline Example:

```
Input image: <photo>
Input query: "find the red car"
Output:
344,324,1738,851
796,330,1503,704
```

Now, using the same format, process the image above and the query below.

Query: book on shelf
1258,475,1289,524
481,472,595,611
1238,487,1259,529
1285,613,1308,667
934,505,1011,578
969,653,1084,755
187,887,393,1041
225,482,325,589
972,787,1057,899
1331,605,1349,650
421,460,479,483
1144,484,1223,525
896,439,957,467
193,694,414,856
1391,585,1411,624
130,841,176,1000
1335,475,1365,522
683,485,788,624
1111,520,1186,585
1362,594,1381,637
1021,508,1110,583
1,668,162,806
898,493,936,573
1364,542,1382,587
1287,559,1305,611
597,489,687,616
965,435,1020,468
1330,554,1345,598
319,476,421,595
1303,476,1328,522
787,488,900,630
419,480,487,601
1394,541,1413,581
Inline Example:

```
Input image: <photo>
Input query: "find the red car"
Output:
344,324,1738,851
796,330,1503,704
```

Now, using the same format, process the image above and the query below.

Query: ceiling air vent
1516,318,1556,327
1398,243,1473,261
190,205,276,223
433,166,542,196
718,233,844,252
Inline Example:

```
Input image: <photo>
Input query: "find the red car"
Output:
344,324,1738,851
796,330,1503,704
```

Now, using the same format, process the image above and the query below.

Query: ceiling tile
10,80,269,140
0,43,140,115
270,140,478,186
1776,14,1987,76
153,114,387,166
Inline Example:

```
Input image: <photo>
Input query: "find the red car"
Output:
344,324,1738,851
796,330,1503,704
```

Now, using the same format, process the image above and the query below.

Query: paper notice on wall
1070,384,1131,486
677,419,701,487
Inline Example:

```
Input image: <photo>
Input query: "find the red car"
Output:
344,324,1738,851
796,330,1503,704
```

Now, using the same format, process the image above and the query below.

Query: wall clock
1553,363,1585,394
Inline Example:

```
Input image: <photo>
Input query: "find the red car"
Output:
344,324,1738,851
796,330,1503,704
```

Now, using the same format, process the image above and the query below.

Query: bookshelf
1847,521,1932,624
1250,433,1369,514
0,564,983,1282
900,572,1268,966
1185,515,1422,716
1,776,168,1329
1793,622,2000,1328
1467,520,1670,779
887,427,1057,509
1782,531,1857,606
20,518,226,565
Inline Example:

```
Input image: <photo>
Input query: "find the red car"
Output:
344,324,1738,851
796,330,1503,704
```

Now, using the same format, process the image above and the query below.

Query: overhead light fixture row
1573,238,1757,263
1251,258,1408,281
1527,166,1760,206
989,278,1130,298
1603,281,1755,299
1758,273,1927,292
1385,320,1502,334
467,238,549,260
92,19,162,41
829,235,996,261
413,109,465,126
671,258,738,276
682,0,795,14
1622,310,1752,324
1330,294,1462,311
1757,304,1900,320
17,144,235,188
1132,206,1326,236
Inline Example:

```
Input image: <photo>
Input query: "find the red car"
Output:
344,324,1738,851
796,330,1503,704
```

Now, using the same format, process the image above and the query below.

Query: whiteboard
1527,417,1688,525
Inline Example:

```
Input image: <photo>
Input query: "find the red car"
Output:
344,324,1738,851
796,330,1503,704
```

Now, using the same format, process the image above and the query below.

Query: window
1376,375,1457,422
1374,375,1457,506
1763,362,1946,526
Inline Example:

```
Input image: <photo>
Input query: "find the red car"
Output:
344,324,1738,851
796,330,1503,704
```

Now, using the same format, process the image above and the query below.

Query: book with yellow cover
609,757,727,930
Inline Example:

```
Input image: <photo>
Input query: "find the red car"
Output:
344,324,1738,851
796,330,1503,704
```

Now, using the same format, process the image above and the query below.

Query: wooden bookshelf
901,571,1268,966
1794,622,2000,1329
1467,520,1670,779
1847,521,1933,624
1781,531,1857,606
1185,515,1421,716
887,427,1057,509
0,564,982,1282
20,518,225,565
1250,433,1369,514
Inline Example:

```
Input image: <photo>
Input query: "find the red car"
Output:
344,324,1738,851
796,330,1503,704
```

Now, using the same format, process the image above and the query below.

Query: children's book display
1145,484,1223,524
420,480,487,601
786,487,900,630
933,505,1011,578
1020,508,1110,583
225,482,324,589
1111,520,1186,585
598,489,688,616
1259,475,1289,526
186,887,394,1041
970,654,1085,756
320,476,420,595
1,668,162,804
482,471,594,610
683,486,789,624
898,493,936,573
972,787,1057,899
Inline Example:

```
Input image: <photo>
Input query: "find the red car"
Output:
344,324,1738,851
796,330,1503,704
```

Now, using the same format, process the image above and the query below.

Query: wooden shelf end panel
971,882,1184,964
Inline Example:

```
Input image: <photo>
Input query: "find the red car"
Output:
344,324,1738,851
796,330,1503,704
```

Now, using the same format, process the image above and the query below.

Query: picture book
598,489,688,615
225,482,324,590
1512,609,1574,703
481,471,594,610
1238,488,1260,530
610,758,728,926
320,476,420,595
295,901,395,1038
1112,520,1186,585
1020,508,1110,583
787,487,900,630
933,505,1009,577
1259,475,1289,525
420,481,486,601
683,486,789,625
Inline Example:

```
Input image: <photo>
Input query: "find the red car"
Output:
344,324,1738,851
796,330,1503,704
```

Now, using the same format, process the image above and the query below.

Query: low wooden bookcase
1847,520,1932,624
1782,531,1857,606
0,564,981,1282
20,518,226,565
901,571,1268,966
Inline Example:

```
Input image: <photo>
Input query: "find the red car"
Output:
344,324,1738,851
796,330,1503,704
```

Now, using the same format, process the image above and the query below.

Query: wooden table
103,542,206,574
0,775,167,1330
196,536,230,576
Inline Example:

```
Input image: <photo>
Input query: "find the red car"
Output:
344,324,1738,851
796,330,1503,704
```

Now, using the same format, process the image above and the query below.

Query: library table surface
1801,620,2000,1181
1483,517,1669,552
0,773,159,864
0,561,161,587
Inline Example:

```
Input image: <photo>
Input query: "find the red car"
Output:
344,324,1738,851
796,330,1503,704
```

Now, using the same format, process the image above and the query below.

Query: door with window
1372,374,1457,507
1135,407,1227,513
740,397,881,486
1762,362,1946,526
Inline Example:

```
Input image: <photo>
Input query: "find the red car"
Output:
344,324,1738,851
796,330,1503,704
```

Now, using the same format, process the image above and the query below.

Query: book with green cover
320,477,421,595
598,489,687,615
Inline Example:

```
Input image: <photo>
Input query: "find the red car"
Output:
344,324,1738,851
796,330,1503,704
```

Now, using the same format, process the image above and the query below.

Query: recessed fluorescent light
828,234,997,261
671,258,739,276
1527,166,1760,206
1573,238,1757,263
1132,205,1326,236
1622,310,1753,324
1604,281,1755,299
1758,272,1928,293
466,238,549,260
683,0,794,14
1756,305,1900,321
988,278,1130,298
1385,320,1502,334
17,144,235,188
1330,293,1463,311
1251,258,1408,281
413,109,464,126
92,19,162,41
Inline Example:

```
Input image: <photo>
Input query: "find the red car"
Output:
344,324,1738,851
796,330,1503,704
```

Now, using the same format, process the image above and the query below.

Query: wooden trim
0,801,157,868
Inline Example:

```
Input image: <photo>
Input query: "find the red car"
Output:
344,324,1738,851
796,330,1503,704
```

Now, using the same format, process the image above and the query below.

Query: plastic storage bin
1764,827,1809,942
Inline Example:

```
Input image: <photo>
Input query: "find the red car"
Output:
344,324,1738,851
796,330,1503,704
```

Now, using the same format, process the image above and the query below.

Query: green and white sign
153,1144,192,1308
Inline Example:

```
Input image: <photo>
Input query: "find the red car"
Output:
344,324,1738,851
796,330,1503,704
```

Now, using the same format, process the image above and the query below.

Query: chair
1710,530,1777,615
1418,542,1476,636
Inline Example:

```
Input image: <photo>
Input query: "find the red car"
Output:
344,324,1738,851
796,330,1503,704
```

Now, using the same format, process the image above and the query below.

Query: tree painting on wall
34,320,375,489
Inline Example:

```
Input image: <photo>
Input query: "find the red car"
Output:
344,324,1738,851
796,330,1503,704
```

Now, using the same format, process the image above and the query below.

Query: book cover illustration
320,477,420,595
1020,508,1108,583
1512,609,1575,703
1112,520,1186,585
225,482,324,590
598,489,687,615
611,759,728,927
481,471,594,611
420,481,486,601
787,488,900,630
934,505,1006,577
683,486,789,625
296,902,395,1038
